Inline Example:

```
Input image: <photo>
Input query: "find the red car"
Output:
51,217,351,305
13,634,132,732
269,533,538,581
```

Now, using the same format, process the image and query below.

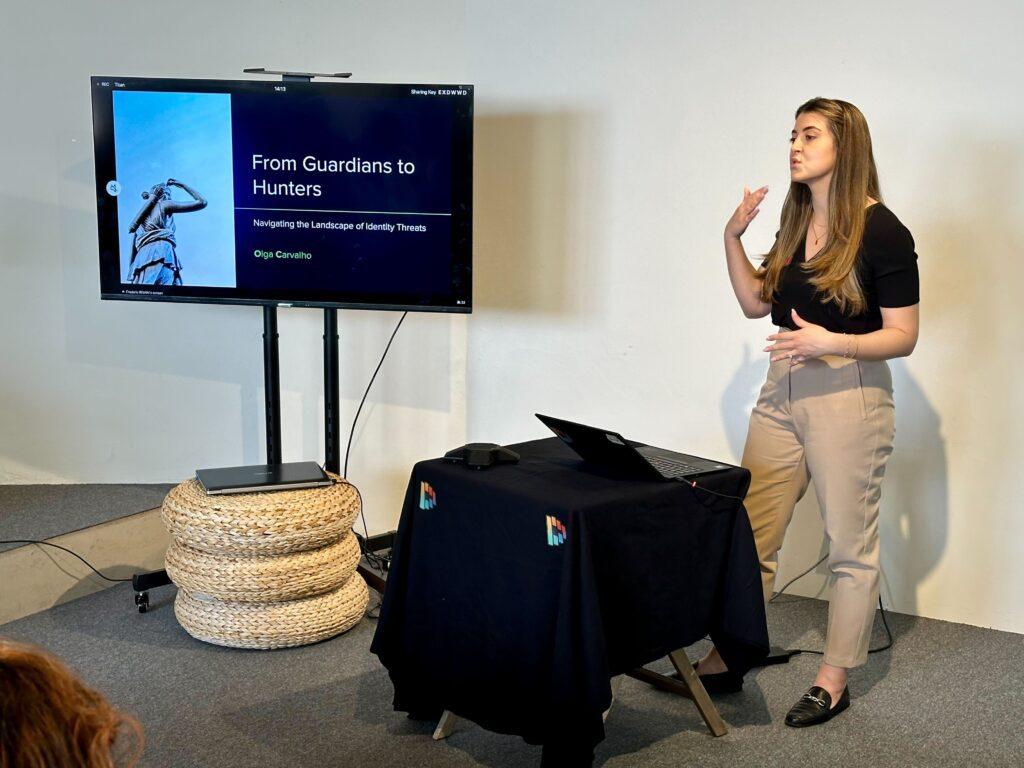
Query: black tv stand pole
324,308,340,474
133,303,286,612
132,69,386,612
263,305,282,464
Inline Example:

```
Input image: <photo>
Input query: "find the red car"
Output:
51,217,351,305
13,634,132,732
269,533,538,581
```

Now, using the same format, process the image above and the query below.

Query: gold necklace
810,219,825,245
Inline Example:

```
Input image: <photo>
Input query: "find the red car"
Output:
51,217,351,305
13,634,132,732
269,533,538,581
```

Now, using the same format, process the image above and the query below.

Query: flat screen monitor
91,76,473,312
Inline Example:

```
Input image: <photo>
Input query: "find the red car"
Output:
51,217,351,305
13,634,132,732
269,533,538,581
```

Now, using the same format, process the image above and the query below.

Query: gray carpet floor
0,484,173,552
2,585,1022,767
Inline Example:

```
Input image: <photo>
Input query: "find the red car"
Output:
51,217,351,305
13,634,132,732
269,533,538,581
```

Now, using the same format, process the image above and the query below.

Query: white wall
2,1,1021,634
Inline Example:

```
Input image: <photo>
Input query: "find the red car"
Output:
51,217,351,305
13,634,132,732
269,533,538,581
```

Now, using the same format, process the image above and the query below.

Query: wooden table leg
626,666,694,698
626,649,729,737
433,710,458,740
668,649,728,737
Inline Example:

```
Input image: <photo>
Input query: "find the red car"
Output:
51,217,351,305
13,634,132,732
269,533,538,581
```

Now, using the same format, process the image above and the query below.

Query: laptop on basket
196,461,333,495
536,414,735,482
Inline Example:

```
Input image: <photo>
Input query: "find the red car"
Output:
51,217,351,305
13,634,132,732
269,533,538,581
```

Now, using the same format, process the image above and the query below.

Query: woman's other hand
725,185,768,239
764,309,840,362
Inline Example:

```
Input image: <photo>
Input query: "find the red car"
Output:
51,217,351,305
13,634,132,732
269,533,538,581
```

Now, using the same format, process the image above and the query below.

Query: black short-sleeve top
764,203,919,334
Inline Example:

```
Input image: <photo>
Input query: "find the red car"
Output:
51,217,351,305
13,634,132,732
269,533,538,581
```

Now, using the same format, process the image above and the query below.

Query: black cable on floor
0,540,132,583
5,315,411,611
769,553,894,655
767,554,828,604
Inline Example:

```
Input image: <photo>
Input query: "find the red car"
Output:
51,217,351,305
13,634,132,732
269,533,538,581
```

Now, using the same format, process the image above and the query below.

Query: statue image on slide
125,179,207,285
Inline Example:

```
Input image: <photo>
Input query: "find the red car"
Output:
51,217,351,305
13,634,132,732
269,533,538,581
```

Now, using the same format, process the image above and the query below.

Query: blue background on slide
229,92,455,295
113,90,236,287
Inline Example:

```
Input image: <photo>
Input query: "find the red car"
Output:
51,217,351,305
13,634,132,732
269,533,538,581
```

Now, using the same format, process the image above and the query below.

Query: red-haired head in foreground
0,638,143,768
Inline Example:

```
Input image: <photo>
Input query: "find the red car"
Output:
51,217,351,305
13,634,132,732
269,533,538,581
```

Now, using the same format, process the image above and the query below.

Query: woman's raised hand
725,185,768,239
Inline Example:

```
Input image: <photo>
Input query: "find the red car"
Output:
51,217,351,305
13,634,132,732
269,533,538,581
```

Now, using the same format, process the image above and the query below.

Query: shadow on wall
718,306,949,620
877,364,946,618
719,345,833,600
472,108,606,317
902,131,1023,623
467,109,608,439
0,130,456,477
721,343,769,465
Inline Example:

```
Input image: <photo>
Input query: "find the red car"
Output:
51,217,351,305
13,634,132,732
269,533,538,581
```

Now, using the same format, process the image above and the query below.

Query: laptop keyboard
646,454,703,477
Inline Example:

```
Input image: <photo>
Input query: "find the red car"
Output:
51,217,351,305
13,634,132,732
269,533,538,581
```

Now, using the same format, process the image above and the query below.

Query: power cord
4,313,412,612
686,476,895,657
685,480,745,502
768,553,829,603
0,540,131,583
331,479,390,577
343,311,408,480
337,310,409,598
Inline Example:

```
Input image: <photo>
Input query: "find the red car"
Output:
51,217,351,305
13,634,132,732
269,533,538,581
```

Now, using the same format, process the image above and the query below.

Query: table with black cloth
370,437,768,764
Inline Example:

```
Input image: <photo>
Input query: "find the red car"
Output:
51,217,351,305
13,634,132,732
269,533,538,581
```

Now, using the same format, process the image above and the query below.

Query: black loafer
671,662,743,694
784,685,850,727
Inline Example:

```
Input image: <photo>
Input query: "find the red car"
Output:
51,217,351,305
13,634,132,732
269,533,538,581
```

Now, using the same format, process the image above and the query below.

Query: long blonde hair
757,97,882,316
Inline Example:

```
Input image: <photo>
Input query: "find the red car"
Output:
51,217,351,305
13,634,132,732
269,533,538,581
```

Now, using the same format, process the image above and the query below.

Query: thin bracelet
842,333,860,359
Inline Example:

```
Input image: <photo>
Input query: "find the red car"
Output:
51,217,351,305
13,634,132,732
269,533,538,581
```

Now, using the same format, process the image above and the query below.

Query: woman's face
789,111,836,184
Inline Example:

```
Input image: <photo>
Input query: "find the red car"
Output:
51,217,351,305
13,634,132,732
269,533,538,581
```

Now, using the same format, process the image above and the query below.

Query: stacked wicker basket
160,474,368,649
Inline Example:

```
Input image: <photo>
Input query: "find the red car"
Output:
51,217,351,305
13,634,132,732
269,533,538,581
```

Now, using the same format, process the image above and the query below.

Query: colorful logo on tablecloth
546,515,567,547
419,481,437,510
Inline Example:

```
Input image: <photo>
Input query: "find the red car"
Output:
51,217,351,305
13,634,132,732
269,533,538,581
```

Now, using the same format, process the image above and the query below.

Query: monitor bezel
91,75,473,314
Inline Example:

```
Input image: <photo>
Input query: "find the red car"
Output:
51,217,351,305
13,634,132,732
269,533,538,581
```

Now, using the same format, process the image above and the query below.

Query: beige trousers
742,333,895,668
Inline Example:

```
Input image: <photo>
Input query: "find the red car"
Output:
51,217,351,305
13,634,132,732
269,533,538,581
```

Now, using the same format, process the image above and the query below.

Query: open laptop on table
536,413,736,482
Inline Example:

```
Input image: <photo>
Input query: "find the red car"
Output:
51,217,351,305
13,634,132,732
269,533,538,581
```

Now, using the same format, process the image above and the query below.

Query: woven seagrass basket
161,474,360,555
174,572,369,650
165,530,361,603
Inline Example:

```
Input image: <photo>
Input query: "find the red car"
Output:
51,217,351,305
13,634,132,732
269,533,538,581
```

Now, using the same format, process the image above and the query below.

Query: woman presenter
699,97,920,727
